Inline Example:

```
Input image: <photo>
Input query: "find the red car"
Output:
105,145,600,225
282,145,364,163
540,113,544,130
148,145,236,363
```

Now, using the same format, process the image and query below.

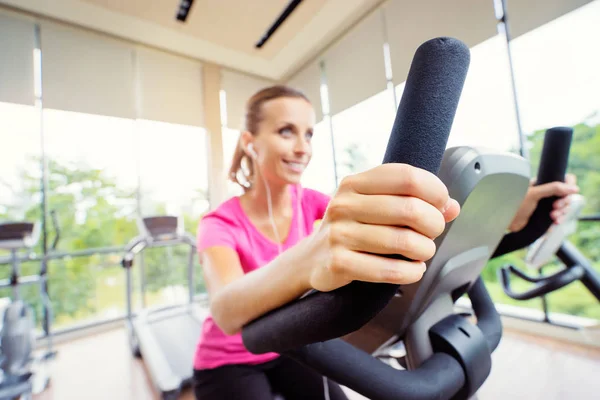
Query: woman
192,85,578,400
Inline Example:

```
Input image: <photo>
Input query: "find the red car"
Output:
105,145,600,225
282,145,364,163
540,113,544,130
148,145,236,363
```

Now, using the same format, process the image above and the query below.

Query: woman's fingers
330,194,446,239
553,195,572,210
341,164,450,212
330,222,437,261
551,207,570,222
565,173,577,186
312,163,463,292
531,181,579,200
442,198,461,223
328,247,427,285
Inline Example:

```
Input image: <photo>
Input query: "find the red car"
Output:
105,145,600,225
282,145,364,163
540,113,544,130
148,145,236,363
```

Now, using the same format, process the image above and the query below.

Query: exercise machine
500,191,600,302
122,216,206,400
498,122,600,303
0,221,55,399
239,37,573,400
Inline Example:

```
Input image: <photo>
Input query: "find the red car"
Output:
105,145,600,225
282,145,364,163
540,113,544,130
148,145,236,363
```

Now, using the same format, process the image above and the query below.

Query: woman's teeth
284,160,304,171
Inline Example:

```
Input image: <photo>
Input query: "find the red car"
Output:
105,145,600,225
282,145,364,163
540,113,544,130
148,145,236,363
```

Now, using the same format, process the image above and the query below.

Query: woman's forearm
211,235,316,335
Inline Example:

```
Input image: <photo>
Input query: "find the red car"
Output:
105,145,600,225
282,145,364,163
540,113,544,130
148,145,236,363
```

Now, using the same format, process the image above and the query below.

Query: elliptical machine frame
0,221,56,399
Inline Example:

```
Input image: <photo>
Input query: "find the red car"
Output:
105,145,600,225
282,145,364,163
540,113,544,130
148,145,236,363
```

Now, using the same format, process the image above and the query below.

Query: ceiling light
255,0,304,49
176,0,195,23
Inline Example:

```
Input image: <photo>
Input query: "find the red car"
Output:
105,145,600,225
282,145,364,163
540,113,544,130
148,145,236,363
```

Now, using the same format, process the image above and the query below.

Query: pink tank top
194,184,330,370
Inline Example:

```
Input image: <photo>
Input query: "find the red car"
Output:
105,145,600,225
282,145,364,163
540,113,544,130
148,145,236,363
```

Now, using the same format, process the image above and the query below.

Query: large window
0,10,212,330
510,2,600,137
221,126,245,198
301,118,337,195
505,1,600,320
0,101,44,327
43,109,138,248
0,102,40,222
137,119,209,309
137,119,210,231
42,109,136,327
331,88,397,183
447,35,520,153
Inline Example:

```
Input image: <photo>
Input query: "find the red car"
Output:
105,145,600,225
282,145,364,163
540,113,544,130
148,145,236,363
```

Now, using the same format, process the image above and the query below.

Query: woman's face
248,96,316,187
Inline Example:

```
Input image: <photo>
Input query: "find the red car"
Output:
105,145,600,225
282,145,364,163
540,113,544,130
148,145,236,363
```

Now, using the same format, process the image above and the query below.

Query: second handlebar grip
492,126,573,258
537,127,572,184
533,126,573,229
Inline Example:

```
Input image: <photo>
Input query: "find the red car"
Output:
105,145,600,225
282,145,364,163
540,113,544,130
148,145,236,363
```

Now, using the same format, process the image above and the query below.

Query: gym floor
33,327,600,400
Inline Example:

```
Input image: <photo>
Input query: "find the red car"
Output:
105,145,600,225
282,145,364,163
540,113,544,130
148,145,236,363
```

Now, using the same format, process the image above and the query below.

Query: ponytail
228,138,254,191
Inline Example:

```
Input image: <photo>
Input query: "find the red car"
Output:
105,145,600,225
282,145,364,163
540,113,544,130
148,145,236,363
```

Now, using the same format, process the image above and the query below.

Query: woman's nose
294,138,310,154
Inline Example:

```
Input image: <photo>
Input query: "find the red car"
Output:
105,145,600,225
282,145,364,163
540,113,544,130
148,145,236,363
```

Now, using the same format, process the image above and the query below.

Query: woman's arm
203,164,461,336
202,238,313,335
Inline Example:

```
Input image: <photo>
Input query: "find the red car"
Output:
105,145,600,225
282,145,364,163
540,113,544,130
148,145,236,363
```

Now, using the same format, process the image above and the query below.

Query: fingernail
442,198,453,213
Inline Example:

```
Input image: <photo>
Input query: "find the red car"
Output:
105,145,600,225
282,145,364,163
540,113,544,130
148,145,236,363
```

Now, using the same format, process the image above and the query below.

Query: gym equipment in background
0,222,55,400
500,193,600,302
499,125,600,303
122,216,206,400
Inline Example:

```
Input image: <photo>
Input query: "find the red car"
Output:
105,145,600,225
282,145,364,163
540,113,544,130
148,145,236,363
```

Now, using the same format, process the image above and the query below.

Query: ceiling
0,0,384,80
79,0,329,59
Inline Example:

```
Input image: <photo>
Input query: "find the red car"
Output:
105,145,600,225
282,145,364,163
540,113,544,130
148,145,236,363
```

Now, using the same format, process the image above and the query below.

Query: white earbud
247,143,258,159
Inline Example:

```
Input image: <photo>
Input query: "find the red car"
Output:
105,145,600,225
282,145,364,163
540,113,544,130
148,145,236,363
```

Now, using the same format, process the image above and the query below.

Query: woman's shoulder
199,196,242,227
196,196,243,252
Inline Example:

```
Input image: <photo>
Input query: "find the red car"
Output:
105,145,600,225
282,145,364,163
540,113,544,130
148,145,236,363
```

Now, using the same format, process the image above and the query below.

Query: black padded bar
499,264,584,301
557,241,600,301
467,277,503,352
502,264,556,283
242,37,470,354
492,127,573,258
579,214,600,222
381,38,470,173
287,340,465,400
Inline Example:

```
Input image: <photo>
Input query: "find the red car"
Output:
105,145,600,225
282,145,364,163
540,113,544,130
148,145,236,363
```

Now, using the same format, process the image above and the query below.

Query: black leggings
193,356,349,400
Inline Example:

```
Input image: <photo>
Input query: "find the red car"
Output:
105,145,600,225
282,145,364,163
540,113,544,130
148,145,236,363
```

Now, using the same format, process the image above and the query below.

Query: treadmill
121,216,207,400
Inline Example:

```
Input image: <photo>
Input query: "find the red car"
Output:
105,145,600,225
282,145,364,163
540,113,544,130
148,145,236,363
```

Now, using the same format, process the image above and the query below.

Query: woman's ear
240,130,254,158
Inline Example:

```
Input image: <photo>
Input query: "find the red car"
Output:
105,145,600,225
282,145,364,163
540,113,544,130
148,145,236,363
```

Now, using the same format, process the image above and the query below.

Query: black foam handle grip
492,127,573,258
537,127,572,184
242,37,471,355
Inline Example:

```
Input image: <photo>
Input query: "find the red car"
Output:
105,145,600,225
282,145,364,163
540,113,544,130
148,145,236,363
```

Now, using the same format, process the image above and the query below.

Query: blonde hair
228,85,310,191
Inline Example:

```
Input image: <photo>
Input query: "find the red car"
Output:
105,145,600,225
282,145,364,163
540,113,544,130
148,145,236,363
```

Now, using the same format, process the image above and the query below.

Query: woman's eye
279,127,293,136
